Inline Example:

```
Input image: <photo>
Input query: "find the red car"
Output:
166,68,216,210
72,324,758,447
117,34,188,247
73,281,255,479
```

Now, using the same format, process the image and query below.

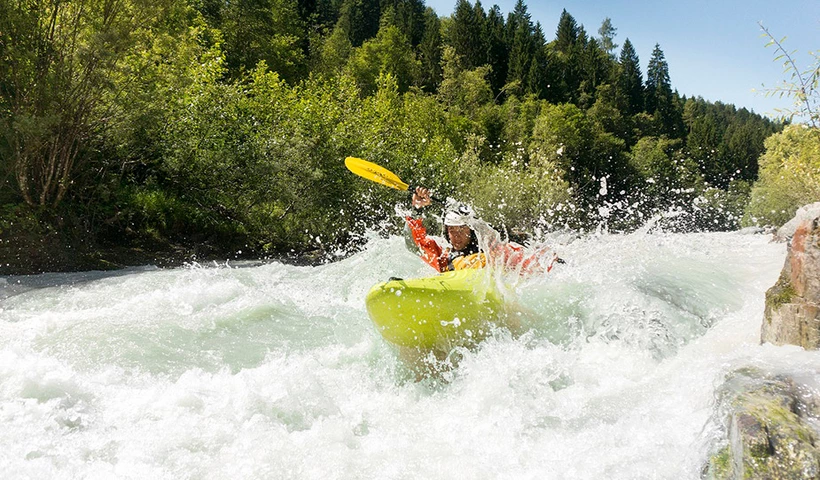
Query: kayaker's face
447,225,472,251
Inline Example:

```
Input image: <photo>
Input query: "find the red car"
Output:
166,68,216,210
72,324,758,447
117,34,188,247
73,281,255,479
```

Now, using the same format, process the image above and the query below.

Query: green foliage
437,47,494,113
645,44,684,138
418,8,443,91
530,102,632,204
0,0,179,208
616,39,644,116
745,125,820,227
318,26,354,75
337,0,380,47
344,24,419,95
218,0,307,82
598,17,618,57
457,134,572,230
0,0,788,269
449,0,486,69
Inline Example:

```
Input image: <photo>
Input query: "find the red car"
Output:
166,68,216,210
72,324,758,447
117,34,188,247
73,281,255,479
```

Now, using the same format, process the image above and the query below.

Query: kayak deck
365,269,504,349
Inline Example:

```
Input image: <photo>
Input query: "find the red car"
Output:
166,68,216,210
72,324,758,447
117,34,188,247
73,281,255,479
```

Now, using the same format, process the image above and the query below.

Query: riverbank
0,224,329,276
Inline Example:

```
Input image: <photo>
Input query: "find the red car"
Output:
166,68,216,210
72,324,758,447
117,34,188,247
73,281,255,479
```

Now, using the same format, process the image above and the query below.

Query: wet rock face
706,370,820,479
761,209,820,349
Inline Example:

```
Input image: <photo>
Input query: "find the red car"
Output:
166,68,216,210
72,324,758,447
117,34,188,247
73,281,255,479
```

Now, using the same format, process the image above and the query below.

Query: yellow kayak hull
365,269,504,349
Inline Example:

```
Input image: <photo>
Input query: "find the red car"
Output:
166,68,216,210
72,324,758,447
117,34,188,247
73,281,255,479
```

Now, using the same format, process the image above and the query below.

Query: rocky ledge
707,203,820,479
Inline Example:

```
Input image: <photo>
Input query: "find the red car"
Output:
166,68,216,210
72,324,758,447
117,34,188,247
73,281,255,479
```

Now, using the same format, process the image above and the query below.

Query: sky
424,0,820,121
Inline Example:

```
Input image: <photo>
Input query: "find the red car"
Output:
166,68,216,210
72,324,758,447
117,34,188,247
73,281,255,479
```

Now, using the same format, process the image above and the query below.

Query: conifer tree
383,0,426,46
551,10,582,104
220,0,307,82
485,5,508,94
617,38,644,116
554,9,578,55
337,0,381,47
418,7,443,91
525,23,548,98
505,0,535,90
646,43,682,136
578,37,612,108
450,0,486,69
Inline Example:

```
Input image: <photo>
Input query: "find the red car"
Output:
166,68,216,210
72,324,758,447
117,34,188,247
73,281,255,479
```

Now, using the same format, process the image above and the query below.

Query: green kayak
365,269,505,350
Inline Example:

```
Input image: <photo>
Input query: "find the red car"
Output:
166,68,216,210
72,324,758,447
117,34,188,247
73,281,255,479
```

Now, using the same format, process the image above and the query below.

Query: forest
1,0,817,272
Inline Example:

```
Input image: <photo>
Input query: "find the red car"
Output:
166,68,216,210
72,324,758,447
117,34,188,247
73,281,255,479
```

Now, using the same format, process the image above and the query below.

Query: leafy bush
744,125,820,227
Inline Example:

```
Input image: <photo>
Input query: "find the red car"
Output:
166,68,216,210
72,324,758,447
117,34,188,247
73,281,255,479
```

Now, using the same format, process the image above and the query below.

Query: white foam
0,231,804,479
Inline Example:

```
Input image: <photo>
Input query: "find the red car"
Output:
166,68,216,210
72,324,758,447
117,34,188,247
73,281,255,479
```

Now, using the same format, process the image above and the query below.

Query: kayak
365,269,505,350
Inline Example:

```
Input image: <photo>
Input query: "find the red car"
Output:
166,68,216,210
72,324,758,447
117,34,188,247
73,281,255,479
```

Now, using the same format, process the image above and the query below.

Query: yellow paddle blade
345,157,410,191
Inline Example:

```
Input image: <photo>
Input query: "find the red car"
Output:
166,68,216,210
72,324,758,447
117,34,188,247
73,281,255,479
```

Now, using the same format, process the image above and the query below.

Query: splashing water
2,230,819,479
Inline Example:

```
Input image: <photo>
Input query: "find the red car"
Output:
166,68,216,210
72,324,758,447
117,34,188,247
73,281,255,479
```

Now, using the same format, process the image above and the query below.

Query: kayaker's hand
412,187,432,209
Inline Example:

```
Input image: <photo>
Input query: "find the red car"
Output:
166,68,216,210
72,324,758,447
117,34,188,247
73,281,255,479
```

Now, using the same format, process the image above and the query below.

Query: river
3,229,820,479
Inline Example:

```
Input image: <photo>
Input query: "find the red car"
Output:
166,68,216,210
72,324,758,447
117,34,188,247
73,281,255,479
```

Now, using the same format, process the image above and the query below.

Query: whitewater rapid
2,230,819,479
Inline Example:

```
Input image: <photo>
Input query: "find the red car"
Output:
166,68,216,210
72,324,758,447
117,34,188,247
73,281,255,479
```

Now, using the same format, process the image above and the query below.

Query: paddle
344,157,442,203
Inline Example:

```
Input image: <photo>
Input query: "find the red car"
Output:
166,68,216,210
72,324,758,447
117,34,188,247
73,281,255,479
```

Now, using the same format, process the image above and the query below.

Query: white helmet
443,203,474,226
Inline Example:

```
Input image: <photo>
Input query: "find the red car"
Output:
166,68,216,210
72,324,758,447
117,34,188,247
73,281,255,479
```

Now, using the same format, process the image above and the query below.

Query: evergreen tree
382,0,426,46
598,17,618,58
220,0,307,82
337,0,381,47
505,0,535,91
646,43,681,137
550,10,582,104
616,38,643,116
418,7,443,91
554,9,578,55
450,0,486,69
578,37,612,109
485,5,508,95
525,23,548,98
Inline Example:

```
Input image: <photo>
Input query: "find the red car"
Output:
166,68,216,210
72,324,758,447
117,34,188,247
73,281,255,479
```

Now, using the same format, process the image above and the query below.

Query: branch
759,22,818,127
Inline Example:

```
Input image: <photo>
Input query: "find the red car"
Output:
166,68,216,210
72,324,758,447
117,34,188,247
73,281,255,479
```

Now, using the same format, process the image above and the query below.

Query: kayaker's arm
403,187,449,272
405,217,447,272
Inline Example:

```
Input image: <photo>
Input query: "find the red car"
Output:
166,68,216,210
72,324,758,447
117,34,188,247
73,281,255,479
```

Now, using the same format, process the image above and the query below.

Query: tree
0,0,175,208
758,23,820,127
219,0,306,82
382,0,426,46
616,38,644,116
645,43,682,137
551,10,582,104
577,37,612,109
344,23,419,95
418,7,443,92
745,125,820,227
337,0,381,47
484,5,508,95
598,17,618,58
505,0,535,91
437,46,493,113
449,0,486,69
318,26,354,75
554,9,578,55
525,23,548,98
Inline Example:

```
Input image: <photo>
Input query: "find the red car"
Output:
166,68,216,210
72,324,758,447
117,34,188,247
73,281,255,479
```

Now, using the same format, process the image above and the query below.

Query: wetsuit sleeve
405,216,447,272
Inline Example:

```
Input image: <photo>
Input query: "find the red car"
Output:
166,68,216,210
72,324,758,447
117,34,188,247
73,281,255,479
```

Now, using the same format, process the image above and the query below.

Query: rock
775,202,820,242
761,207,820,349
705,369,820,479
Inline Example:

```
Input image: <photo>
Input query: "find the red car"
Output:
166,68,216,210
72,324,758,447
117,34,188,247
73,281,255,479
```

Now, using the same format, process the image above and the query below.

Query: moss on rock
706,370,820,479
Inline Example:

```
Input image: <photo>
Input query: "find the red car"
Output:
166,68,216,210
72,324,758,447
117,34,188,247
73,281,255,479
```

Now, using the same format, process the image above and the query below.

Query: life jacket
450,252,487,270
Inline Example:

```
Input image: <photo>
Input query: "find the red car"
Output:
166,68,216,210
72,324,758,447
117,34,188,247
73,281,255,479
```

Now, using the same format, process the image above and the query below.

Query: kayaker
405,187,559,275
